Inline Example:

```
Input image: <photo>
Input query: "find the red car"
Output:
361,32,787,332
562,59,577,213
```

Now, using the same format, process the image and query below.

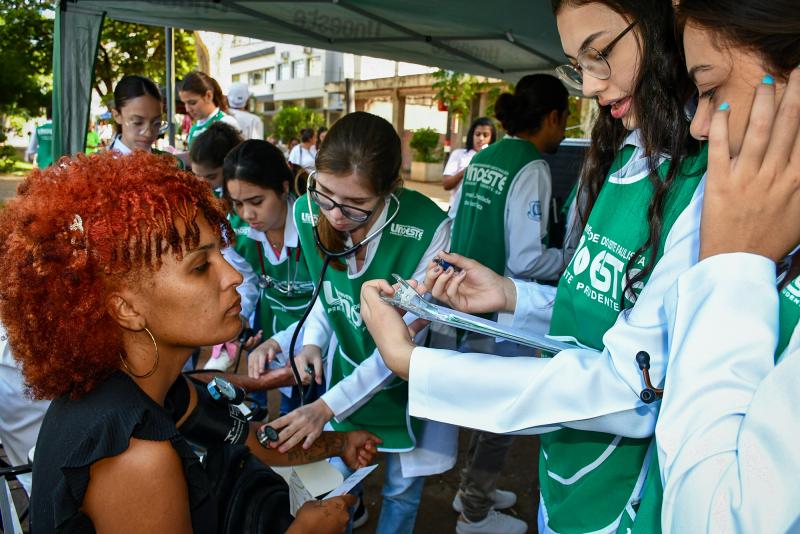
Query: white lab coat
407,142,707,441
657,253,800,533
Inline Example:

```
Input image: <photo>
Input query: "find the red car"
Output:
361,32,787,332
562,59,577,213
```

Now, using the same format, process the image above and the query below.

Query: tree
271,106,324,144
94,20,196,101
432,69,486,119
0,0,53,118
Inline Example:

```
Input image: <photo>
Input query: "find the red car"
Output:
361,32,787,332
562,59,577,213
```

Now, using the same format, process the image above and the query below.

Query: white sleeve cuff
507,278,556,335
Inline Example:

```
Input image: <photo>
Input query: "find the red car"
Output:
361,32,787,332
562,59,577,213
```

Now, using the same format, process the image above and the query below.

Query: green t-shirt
85,130,101,154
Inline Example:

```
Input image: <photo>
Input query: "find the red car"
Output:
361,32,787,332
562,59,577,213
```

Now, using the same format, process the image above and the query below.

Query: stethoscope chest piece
257,274,271,290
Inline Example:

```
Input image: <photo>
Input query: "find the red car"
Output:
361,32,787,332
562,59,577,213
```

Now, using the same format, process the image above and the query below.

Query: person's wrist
317,399,334,421
502,277,517,313
391,338,415,380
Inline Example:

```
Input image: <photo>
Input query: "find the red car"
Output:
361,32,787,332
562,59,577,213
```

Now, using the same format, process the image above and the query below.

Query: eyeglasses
124,118,169,137
308,186,375,223
555,20,638,91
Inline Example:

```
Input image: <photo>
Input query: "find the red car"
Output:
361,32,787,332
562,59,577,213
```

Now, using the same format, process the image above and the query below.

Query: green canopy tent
53,0,565,158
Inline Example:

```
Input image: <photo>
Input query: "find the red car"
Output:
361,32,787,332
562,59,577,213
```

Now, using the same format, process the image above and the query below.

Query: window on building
277,63,289,81
291,59,306,79
232,73,242,83
265,67,276,84
308,56,322,77
249,69,264,86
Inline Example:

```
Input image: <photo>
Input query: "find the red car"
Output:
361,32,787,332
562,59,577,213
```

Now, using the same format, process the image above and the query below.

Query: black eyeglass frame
555,19,638,90
307,185,376,223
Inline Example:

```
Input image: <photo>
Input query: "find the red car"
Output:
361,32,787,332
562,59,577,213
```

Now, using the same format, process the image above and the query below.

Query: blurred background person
227,82,264,140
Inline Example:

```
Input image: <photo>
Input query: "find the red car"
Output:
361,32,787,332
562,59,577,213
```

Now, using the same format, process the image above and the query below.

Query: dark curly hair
0,151,231,399
552,0,701,306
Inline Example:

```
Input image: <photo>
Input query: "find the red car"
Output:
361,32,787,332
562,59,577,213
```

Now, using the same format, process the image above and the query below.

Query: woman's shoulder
31,373,183,531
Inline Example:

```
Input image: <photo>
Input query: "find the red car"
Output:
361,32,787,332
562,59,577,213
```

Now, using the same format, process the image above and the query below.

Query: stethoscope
254,241,315,297
286,173,401,404
634,251,800,404
636,350,663,404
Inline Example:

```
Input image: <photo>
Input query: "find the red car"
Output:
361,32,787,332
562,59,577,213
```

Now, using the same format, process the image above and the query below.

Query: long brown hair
314,112,402,270
180,71,229,113
552,0,700,307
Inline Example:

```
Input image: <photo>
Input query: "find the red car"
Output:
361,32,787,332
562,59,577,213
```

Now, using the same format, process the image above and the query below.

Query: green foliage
409,128,442,163
0,0,53,117
567,96,588,138
483,83,514,120
0,145,19,173
94,20,196,99
271,106,324,144
432,69,486,119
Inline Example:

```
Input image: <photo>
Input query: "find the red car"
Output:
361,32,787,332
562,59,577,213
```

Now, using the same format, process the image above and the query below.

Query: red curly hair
0,151,231,399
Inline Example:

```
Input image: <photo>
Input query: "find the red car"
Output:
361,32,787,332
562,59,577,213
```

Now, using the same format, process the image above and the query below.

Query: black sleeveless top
29,372,218,533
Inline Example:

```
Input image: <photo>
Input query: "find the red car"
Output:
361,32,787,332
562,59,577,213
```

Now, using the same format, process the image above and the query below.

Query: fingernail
433,266,441,273
719,102,730,111
762,74,775,85
446,267,453,274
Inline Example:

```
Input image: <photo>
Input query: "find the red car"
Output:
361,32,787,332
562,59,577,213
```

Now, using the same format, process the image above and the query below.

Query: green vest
776,274,800,360
450,137,543,275
188,109,225,146
35,122,53,168
542,142,708,533
295,188,447,450
233,225,314,338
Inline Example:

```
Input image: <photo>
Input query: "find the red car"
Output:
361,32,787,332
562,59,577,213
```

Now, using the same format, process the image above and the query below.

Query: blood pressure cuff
164,376,249,447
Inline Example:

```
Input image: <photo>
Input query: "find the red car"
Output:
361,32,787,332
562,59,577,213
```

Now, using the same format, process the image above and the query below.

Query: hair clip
69,214,84,234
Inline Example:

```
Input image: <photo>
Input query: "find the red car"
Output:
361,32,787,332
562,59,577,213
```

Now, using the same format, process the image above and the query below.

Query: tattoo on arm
285,432,345,464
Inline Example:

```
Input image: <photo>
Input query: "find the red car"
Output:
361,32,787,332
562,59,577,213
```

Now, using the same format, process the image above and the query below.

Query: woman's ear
112,108,123,126
106,291,146,332
204,90,214,104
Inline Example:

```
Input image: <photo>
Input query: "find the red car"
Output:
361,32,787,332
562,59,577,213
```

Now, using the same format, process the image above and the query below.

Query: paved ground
0,175,24,201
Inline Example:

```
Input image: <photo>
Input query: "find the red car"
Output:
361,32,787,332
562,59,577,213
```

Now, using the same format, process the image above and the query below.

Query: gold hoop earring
119,327,159,378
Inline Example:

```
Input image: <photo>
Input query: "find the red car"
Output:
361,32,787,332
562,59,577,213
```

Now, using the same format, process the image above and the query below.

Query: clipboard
380,274,580,355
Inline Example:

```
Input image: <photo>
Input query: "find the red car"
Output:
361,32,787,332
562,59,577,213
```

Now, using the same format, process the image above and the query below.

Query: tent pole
165,26,176,147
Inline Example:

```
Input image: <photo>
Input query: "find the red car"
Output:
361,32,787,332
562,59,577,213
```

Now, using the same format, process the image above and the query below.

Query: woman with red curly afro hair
0,151,378,534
